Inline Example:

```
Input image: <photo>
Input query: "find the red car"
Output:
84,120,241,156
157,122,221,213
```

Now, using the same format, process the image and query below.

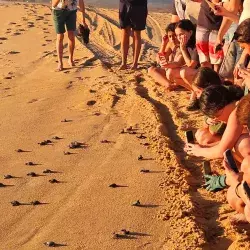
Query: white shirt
239,0,250,24
53,0,78,11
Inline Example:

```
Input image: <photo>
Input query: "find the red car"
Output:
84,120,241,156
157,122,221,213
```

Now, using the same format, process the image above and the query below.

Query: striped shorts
196,25,224,65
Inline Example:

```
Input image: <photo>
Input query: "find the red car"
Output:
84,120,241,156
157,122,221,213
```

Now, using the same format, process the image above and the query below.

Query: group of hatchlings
2,124,150,246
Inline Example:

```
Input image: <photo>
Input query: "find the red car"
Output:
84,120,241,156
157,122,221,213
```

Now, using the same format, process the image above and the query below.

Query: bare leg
56,33,64,71
148,66,172,89
195,127,221,146
214,64,220,73
131,30,142,70
67,31,75,67
120,27,131,70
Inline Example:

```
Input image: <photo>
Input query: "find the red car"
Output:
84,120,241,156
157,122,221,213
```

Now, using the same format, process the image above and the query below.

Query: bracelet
235,182,241,198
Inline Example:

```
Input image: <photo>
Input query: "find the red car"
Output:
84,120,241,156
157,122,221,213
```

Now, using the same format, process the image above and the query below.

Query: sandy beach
1,2,250,250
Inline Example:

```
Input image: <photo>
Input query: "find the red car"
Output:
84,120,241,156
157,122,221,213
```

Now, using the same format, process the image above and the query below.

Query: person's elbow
187,60,198,68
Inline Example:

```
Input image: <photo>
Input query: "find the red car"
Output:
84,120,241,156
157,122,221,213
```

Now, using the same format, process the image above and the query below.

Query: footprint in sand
87,100,96,106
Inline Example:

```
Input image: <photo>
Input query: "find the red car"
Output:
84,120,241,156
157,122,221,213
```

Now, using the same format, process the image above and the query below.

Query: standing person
196,0,224,72
52,0,87,71
119,0,148,70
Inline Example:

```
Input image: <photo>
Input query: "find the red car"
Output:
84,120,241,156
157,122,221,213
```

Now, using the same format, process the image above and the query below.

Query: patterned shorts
196,25,224,65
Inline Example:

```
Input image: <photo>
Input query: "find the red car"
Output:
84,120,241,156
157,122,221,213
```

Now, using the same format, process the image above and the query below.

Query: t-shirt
187,47,199,62
239,0,250,24
197,0,223,30
53,0,78,10
171,0,187,19
120,0,147,6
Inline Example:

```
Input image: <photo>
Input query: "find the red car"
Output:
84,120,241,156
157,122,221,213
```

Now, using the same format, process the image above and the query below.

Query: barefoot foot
68,60,75,67
119,64,128,70
55,64,63,72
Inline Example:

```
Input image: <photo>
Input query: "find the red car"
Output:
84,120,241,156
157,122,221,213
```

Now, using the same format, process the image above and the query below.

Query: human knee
148,66,156,75
235,134,250,158
166,68,173,81
67,31,75,41
57,34,64,42
195,128,210,145
241,156,250,175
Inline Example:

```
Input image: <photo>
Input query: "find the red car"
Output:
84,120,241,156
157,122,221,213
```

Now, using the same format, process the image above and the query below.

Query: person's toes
55,64,63,72
130,65,138,70
68,60,75,67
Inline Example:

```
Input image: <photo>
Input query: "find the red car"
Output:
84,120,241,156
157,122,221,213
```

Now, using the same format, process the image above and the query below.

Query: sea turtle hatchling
38,140,52,146
121,229,130,235
4,174,13,179
140,169,150,173
137,134,147,139
25,162,35,166
138,155,143,161
49,179,59,184
11,200,21,206
27,172,37,177
43,169,53,174
30,200,41,206
109,183,118,188
69,141,82,149
63,151,72,155
0,183,5,187
44,241,56,247
132,200,141,206
16,149,24,153
52,136,61,140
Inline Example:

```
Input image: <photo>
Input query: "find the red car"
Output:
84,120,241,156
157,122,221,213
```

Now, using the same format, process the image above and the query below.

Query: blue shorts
119,3,147,31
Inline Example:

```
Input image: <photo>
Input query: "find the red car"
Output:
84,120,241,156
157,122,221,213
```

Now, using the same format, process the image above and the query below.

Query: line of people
148,0,250,223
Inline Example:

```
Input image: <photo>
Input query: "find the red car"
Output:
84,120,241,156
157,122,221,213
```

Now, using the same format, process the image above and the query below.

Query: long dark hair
199,85,244,117
234,18,250,44
193,67,222,89
175,19,196,49
166,22,177,33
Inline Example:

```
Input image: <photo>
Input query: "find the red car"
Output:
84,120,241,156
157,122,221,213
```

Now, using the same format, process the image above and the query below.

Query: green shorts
52,9,77,34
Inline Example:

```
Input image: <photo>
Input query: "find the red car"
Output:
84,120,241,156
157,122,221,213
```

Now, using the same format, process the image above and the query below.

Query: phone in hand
224,149,239,173
243,181,250,200
158,52,167,65
203,161,212,175
185,130,195,144
205,0,217,11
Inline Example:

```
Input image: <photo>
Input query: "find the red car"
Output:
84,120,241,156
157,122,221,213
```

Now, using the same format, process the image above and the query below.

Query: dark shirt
197,0,222,30
120,0,147,6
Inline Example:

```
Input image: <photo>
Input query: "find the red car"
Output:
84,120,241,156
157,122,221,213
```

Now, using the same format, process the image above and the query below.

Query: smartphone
158,52,167,65
205,0,217,11
203,161,212,175
224,149,239,173
185,130,195,144
243,181,250,200
215,43,223,53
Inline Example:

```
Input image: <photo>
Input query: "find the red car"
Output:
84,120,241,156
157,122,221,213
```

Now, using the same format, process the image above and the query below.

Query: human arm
185,109,244,159
52,0,60,8
78,0,87,27
234,49,249,79
214,4,240,23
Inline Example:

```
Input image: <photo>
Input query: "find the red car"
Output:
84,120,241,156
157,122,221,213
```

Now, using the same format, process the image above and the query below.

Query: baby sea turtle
137,134,147,139
25,162,35,166
43,169,53,174
0,183,5,187
30,200,41,206
138,155,143,161
63,151,72,155
16,149,24,153
52,136,61,140
11,200,20,206
109,183,118,188
121,229,130,235
127,126,133,131
101,140,109,143
113,233,124,239
4,174,13,179
132,200,141,206
61,119,70,123
129,131,137,135
44,241,56,247
141,142,150,146
27,172,37,177
119,129,125,134
69,141,82,149
49,179,59,184
140,169,150,173
38,140,52,146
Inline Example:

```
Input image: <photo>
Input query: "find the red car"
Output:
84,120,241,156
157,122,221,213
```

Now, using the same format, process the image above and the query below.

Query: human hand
206,117,217,125
162,34,168,45
213,4,228,16
184,143,203,157
239,67,250,79
204,174,227,192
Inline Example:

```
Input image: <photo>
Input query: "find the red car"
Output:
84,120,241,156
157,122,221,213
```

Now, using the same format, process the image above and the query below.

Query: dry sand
0,2,250,250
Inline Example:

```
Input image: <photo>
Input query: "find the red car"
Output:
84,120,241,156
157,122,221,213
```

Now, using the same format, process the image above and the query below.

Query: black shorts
119,3,147,31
